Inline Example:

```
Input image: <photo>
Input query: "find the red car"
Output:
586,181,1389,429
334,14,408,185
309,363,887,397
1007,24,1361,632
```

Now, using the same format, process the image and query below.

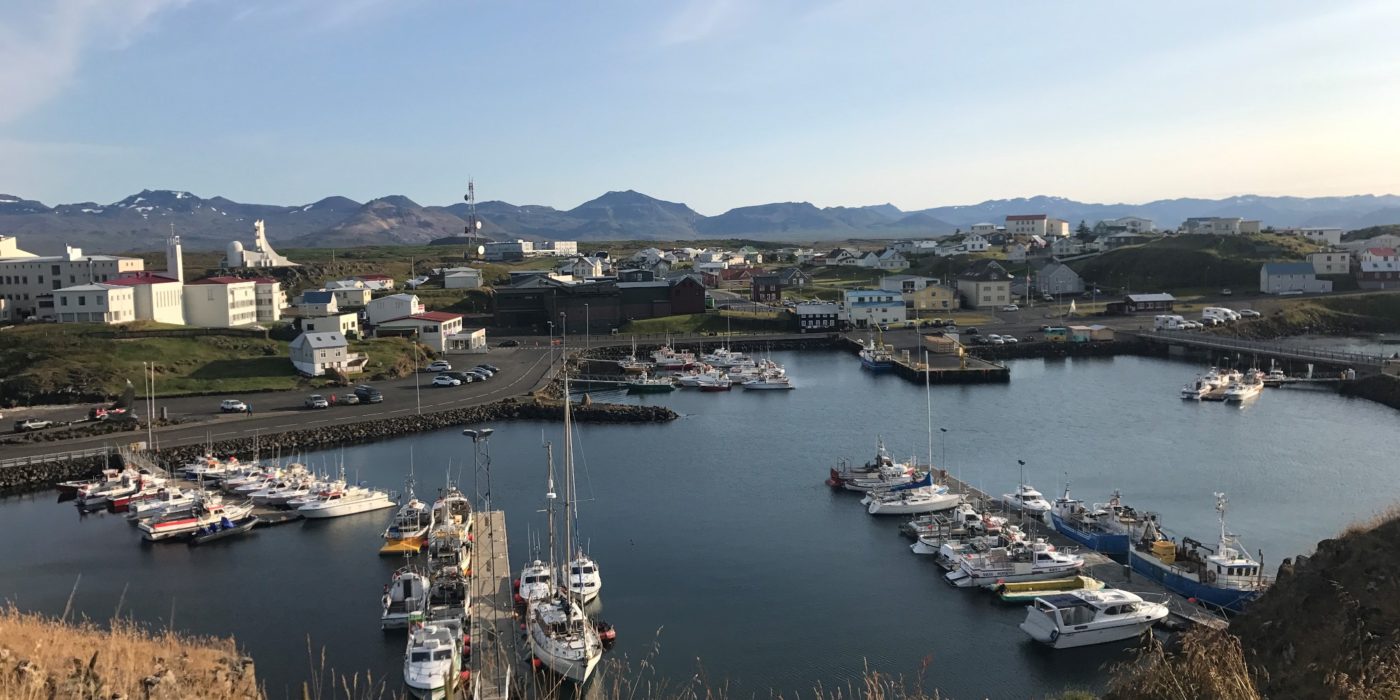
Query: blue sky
4,0,1400,214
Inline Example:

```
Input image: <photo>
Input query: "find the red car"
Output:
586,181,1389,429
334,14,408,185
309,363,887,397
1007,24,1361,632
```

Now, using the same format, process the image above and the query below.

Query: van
1153,314,1188,330
1202,307,1238,324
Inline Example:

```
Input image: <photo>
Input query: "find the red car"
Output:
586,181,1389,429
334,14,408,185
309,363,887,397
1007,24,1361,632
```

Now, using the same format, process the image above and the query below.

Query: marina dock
940,473,1229,631
469,510,516,700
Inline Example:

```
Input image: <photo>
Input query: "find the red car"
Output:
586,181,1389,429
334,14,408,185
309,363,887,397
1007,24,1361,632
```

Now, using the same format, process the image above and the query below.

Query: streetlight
463,427,494,511
547,320,555,365
584,303,590,354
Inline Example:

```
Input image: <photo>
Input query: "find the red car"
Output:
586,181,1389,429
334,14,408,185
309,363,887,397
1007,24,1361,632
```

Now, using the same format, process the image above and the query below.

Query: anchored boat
1018,589,1168,649
1128,492,1271,614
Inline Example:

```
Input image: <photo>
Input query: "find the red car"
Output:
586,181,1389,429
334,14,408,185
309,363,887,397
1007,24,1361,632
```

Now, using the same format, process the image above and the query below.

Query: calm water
3,351,1400,699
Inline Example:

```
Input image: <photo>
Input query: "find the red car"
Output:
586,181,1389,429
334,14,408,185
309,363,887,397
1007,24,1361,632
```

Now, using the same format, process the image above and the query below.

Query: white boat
908,502,991,554
564,552,602,604
931,528,1028,570
125,487,200,521
1019,589,1169,649
381,569,430,630
425,523,471,575
402,618,463,697
1180,375,1214,400
700,346,751,368
381,479,435,556
741,373,794,390
826,437,914,489
1262,367,1287,387
650,344,695,370
1224,372,1264,402
76,470,151,508
432,483,472,535
518,559,555,605
864,474,961,516
298,485,396,519
425,568,469,624
138,500,253,542
1001,484,1052,514
944,538,1085,588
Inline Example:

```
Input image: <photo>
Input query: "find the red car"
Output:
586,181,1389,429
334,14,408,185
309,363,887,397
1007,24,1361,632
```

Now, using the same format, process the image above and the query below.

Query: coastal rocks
0,454,113,494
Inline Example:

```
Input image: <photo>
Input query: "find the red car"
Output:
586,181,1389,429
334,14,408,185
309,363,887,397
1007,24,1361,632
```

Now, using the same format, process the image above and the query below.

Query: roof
616,281,670,289
1262,262,1317,276
55,283,121,292
248,277,278,284
370,293,421,303
1366,247,1397,257
293,332,346,349
356,274,393,280
381,311,463,325
107,272,179,286
188,276,254,286
1006,214,1048,221
302,291,334,304
1126,293,1177,303
1037,594,1094,609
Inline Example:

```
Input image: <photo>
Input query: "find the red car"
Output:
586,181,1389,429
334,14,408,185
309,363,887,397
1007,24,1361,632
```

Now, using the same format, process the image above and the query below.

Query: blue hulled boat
1048,485,1149,555
858,337,895,371
1128,493,1271,614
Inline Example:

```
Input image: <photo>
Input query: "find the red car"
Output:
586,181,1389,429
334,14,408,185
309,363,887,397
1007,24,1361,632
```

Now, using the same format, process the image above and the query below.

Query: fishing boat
125,487,201,521
700,347,751,368
1019,590,1168,649
1001,484,1052,514
1180,375,1214,400
858,337,895,371
650,344,695,371
741,372,794,390
626,373,676,394
932,528,1027,571
402,618,463,697
298,485,396,519
826,437,912,489
381,478,435,555
139,500,253,542
78,471,160,509
864,474,961,516
518,559,555,605
1049,485,1153,555
425,568,469,623
425,522,471,575
908,502,993,553
617,337,654,375
381,568,430,629
105,480,171,512
994,575,1105,603
187,515,258,546
432,482,472,535
945,539,1085,588
696,373,732,392
1262,367,1287,387
180,456,245,483
1128,493,1271,614
1224,371,1265,402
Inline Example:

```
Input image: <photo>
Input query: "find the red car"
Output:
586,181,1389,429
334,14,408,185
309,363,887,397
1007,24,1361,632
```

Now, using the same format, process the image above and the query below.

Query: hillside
290,196,467,247
1069,234,1320,292
1342,223,1400,241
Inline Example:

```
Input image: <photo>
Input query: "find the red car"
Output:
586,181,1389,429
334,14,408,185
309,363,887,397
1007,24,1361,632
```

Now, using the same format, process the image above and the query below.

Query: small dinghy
187,515,258,545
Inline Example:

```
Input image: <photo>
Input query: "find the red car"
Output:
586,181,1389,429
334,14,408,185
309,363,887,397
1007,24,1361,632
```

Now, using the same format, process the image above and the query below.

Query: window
60,297,67,306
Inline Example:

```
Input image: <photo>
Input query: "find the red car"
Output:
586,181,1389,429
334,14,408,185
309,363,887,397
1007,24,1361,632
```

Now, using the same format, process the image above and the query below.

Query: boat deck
942,474,1228,632
469,510,515,700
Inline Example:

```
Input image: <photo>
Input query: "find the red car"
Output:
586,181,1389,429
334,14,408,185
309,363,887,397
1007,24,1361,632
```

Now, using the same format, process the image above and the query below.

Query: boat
1019,589,1169,648
124,487,200,521
650,344,696,371
1048,485,1153,555
908,502,992,553
931,527,1027,570
994,575,1105,603
249,476,314,506
1180,375,1214,400
944,538,1085,588
626,373,676,394
618,337,654,375
741,372,794,390
1128,493,1271,614
700,346,751,368
298,485,396,519
696,373,732,392
518,559,555,605
1201,368,1243,401
864,474,961,516
1001,483,1052,514
432,482,472,536
139,500,253,542
180,456,245,483
1262,366,1287,387
565,552,602,604
858,336,895,371
381,478,435,556
425,568,469,623
381,568,430,629
826,437,913,489
402,618,463,697
425,522,471,575
77,470,157,509
527,372,604,683
187,515,258,545
1223,371,1265,402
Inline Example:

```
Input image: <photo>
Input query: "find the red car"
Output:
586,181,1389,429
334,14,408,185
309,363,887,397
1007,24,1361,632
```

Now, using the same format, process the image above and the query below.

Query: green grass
1071,234,1322,293
620,312,791,335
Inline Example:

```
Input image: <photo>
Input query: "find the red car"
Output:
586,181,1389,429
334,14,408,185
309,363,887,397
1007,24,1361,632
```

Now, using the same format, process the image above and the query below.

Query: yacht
518,559,555,605
650,344,695,371
696,372,733,392
381,569,430,629
741,373,794,390
617,338,654,375
298,485,396,519
1262,367,1288,387
864,475,961,516
564,552,602,604
381,482,435,556
124,487,200,521
1129,493,1270,614
944,539,1085,588
76,471,156,509
932,527,1027,571
1223,373,1264,402
626,373,676,394
1181,375,1214,400
700,346,751,368
1049,485,1153,555
138,500,253,542
826,437,911,489
1001,484,1052,514
402,619,463,697
1019,589,1168,648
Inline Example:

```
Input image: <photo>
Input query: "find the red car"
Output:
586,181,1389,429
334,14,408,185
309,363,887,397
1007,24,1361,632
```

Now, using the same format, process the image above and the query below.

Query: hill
290,196,466,247
1342,223,1400,241
1069,234,1319,292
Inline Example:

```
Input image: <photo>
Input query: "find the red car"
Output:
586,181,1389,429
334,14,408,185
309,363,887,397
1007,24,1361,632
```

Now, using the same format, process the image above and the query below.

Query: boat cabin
1032,590,1149,626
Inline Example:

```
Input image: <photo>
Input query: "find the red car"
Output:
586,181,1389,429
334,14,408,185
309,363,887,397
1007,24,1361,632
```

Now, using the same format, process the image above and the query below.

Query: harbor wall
0,453,113,493
1339,373,1400,410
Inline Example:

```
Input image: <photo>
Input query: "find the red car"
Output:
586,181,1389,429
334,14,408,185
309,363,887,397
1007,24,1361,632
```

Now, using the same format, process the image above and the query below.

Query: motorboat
425,568,469,623
1019,589,1169,648
859,337,895,371
1049,485,1153,555
1181,375,1214,400
381,484,435,556
528,593,603,683
741,373,794,390
180,456,245,483
187,515,258,546
1001,484,1052,514
944,538,1085,588
1224,372,1264,402
931,529,1025,571
425,524,471,575
908,502,992,553
564,551,602,604
626,373,676,394
381,569,430,629
617,339,653,375
402,618,463,697
650,344,695,371
994,575,1105,603
248,476,314,506
697,374,732,392
1128,493,1271,614
78,471,159,509
432,484,472,535
700,347,751,368
518,559,555,605
105,480,171,512
124,487,200,521
139,500,253,542
1262,367,1287,387
864,474,961,516
826,438,913,489
298,486,396,519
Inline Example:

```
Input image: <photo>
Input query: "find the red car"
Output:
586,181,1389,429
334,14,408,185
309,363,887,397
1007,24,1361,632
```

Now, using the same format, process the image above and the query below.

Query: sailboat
618,336,653,375
527,372,604,683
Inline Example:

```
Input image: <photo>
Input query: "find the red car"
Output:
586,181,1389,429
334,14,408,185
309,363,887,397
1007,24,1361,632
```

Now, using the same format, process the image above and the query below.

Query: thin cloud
658,0,743,46
0,0,187,125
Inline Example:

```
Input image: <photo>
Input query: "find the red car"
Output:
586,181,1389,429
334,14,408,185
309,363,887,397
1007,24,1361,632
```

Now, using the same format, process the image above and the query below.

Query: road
0,347,558,460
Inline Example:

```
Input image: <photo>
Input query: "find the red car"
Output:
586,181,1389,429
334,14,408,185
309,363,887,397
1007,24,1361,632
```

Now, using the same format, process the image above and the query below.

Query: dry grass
1339,502,1400,538
1103,628,1260,700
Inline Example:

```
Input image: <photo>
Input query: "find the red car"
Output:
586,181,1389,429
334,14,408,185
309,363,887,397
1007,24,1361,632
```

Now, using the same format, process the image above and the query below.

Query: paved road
0,347,558,460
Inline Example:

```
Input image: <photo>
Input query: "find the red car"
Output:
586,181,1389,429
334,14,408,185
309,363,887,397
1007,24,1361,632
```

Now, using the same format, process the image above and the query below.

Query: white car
1001,304,1019,312
426,360,452,372
432,375,461,387
1002,335,1019,343
990,335,1006,345
1239,309,1261,318
219,399,248,413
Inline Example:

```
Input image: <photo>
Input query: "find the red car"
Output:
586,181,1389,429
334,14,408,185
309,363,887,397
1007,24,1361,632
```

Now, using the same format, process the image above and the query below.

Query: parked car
219,399,248,413
1042,293,1054,301
963,327,979,335
466,369,490,382
1002,335,1019,344
444,371,476,384
1221,288,1234,296
354,385,383,403
336,393,360,406
497,339,520,348
1001,304,1019,312
478,363,500,373
1239,309,1261,318
425,360,452,373
432,375,461,387
1200,317,1222,327
304,395,330,410
14,418,53,432
989,335,1006,345
471,366,495,377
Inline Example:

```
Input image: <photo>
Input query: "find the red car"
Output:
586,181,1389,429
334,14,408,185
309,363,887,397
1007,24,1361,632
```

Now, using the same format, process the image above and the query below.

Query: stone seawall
0,454,115,493
967,338,1153,361
1340,373,1400,411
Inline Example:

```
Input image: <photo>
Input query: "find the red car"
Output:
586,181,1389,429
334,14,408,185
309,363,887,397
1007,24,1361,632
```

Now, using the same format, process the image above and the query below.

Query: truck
1154,314,1189,330
1202,307,1240,324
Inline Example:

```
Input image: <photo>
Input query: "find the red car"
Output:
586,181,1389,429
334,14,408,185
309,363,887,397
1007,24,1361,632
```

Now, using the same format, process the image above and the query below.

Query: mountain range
3,189,1400,255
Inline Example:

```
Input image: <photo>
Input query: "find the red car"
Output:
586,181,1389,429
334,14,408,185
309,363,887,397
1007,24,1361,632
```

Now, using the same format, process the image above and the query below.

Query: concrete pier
469,510,516,700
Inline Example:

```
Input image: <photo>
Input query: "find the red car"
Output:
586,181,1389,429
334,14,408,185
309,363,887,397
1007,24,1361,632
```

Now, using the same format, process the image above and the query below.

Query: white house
970,223,999,237
1260,262,1332,294
354,274,395,291
445,327,489,354
536,241,578,256
107,272,184,325
841,289,906,328
484,240,535,261
0,242,144,318
325,279,366,291
1101,216,1155,233
557,256,607,279
1050,237,1084,257
376,311,465,353
1007,243,1029,263
51,284,136,324
1308,251,1351,276
1356,247,1400,289
289,331,365,377
824,248,861,267
1006,214,1068,238
961,234,991,253
857,249,909,270
1342,234,1400,252
328,287,371,309
251,278,286,323
365,293,424,326
183,276,258,328
1182,217,1262,235
443,267,483,289
1286,227,1343,246
302,311,361,339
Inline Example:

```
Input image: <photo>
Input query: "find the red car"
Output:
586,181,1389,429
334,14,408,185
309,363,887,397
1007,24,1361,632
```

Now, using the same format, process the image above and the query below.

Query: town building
302,311,361,338
443,267,483,289
376,311,465,354
1181,217,1262,236
328,287,371,309
955,261,1013,309
484,240,534,262
1260,262,1333,294
493,274,706,334
1356,248,1400,289
1100,216,1156,233
445,327,489,354
354,274,395,291
1033,259,1085,295
1006,214,1070,239
1050,237,1084,257
841,289,906,328
824,248,860,267
0,243,144,318
299,291,340,317
795,302,840,332
251,278,286,323
1342,234,1400,252
776,267,811,288
1281,227,1343,246
880,275,954,316
289,331,365,377
50,284,136,324
1308,251,1351,276
107,272,184,324
1105,293,1177,314
1007,243,1029,263
557,256,608,279
223,220,296,268
183,277,258,327
857,249,909,270
365,293,425,326
750,274,782,303
536,241,578,256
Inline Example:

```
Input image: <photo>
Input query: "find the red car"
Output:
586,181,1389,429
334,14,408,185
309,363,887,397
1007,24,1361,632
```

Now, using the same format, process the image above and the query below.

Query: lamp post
584,303,590,354
547,320,555,366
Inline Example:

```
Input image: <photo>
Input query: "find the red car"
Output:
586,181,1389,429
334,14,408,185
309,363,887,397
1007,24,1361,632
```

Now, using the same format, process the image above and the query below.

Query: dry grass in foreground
0,604,257,699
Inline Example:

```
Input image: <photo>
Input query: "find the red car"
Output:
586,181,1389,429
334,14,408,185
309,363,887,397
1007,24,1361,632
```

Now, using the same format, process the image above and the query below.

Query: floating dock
469,510,515,700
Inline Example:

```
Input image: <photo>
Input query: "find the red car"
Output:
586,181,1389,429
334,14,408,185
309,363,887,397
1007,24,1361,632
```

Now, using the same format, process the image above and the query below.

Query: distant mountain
5,189,1400,254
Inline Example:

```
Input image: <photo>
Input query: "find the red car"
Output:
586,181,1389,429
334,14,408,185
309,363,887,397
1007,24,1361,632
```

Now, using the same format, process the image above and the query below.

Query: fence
0,446,113,470
1138,329,1386,368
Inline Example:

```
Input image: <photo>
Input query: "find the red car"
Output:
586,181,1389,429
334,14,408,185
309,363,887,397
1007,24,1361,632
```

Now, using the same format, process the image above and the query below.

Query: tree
1076,220,1091,236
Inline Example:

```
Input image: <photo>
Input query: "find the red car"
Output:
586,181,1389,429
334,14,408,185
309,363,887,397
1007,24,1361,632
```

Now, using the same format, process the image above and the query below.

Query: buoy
1187,597,1198,604
519,623,527,632
531,658,543,670
512,578,521,590
513,593,524,604
463,634,471,645
467,533,475,542
459,670,471,682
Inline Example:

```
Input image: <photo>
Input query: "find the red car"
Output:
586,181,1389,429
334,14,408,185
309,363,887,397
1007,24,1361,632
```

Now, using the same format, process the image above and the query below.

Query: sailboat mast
544,442,557,575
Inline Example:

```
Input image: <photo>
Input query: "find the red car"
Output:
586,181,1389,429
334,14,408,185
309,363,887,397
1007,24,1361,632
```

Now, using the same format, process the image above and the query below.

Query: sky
3,0,1400,214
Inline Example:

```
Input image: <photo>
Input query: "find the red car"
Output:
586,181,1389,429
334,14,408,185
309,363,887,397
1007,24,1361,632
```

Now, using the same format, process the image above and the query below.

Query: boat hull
530,633,601,683
1128,549,1259,613
1020,616,1159,649
626,384,675,394
945,561,1085,589
867,493,960,516
860,358,894,372
299,496,395,519
1049,513,1130,555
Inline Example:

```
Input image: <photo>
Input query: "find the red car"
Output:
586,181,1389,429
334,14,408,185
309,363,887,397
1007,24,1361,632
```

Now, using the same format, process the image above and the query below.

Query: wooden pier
469,510,516,700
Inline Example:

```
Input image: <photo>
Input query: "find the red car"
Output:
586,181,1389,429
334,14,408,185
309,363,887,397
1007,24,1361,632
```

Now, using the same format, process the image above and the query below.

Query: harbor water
2,350,1399,698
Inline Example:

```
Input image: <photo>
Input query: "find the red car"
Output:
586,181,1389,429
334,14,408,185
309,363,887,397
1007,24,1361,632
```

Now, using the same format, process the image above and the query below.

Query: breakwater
1340,373,1400,411
582,334,839,361
966,337,1152,361
0,453,115,493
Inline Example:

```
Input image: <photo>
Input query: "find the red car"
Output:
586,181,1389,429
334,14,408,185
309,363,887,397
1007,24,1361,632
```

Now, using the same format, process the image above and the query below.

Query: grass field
1071,234,1322,293
620,312,792,335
